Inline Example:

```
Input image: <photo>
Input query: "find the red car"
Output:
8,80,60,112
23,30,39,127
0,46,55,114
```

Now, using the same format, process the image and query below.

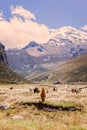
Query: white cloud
11,6,36,20
0,11,5,21
82,25,87,30
0,6,50,49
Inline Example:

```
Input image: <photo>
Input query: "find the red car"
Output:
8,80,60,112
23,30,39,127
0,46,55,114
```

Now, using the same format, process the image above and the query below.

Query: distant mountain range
6,26,87,80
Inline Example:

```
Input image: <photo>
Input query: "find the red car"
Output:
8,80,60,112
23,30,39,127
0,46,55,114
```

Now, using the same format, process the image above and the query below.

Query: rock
0,42,8,65
12,115,24,120
0,103,10,110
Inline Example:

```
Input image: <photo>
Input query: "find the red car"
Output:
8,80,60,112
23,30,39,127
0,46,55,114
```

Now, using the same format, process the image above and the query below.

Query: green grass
18,101,82,112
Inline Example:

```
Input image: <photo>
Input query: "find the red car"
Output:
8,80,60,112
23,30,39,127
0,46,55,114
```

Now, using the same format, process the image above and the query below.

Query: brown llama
33,87,40,93
41,88,46,102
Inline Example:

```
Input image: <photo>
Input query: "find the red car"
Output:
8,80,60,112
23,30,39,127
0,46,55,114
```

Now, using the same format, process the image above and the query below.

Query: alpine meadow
0,1,87,130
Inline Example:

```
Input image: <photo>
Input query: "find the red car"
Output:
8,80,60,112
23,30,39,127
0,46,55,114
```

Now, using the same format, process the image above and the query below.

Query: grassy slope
0,64,29,84
31,54,87,83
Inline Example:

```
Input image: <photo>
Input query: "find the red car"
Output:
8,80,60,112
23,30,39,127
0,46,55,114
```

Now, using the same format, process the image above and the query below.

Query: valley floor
0,83,87,130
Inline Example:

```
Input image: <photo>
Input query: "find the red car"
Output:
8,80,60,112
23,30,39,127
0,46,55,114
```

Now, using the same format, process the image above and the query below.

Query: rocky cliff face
0,43,8,65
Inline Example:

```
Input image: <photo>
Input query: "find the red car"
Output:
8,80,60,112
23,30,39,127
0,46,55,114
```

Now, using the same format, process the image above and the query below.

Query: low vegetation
0,83,87,130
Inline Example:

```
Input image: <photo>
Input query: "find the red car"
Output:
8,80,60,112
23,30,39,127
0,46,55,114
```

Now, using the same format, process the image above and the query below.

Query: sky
0,0,87,49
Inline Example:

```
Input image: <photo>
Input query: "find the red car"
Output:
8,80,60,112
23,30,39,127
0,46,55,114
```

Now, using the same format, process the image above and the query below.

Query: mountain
22,41,48,57
0,64,29,83
23,26,87,58
44,26,87,57
6,26,87,79
0,43,8,65
22,41,39,49
0,43,29,83
31,54,87,84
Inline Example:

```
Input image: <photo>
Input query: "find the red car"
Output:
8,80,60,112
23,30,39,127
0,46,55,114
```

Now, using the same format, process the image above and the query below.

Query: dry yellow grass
0,83,87,130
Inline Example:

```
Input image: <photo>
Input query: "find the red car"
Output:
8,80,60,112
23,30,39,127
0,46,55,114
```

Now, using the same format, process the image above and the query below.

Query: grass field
0,83,87,130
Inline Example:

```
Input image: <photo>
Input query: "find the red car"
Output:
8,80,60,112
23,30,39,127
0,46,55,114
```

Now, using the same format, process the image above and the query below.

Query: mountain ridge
6,26,87,79
31,54,87,84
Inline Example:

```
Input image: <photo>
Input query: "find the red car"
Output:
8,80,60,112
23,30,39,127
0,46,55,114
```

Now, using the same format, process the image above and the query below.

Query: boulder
12,115,24,120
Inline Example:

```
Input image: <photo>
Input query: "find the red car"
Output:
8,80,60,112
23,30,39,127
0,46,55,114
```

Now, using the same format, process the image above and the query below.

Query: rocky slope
0,43,8,65
0,43,29,83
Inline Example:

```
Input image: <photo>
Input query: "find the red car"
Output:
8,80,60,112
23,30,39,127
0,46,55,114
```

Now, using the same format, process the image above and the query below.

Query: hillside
31,54,87,84
0,42,29,84
0,64,29,84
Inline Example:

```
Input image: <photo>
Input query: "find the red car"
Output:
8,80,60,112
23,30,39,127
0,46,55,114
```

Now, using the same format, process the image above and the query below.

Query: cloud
11,6,36,20
0,11,5,21
0,6,50,49
82,25,87,31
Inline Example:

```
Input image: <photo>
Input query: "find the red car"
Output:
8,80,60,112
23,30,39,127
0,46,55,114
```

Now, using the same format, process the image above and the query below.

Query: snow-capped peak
57,26,78,32
48,26,87,46
49,26,78,39
49,26,86,38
